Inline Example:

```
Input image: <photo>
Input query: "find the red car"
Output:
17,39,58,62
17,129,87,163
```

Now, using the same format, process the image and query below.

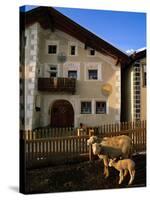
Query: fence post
89,144,93,161
89,128,94,137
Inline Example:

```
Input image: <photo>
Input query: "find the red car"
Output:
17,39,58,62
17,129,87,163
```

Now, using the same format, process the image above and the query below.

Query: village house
20,6,146,130
121,49,146,122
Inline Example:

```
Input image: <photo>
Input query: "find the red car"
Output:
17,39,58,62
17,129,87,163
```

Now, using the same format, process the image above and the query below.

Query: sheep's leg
103,164,109,178
124,169,128,177
97,155,104,176
128,169,135,185
103,158,109,178
103,167,106,176
119,170,124,184
104,166,109,178
103,165,107,176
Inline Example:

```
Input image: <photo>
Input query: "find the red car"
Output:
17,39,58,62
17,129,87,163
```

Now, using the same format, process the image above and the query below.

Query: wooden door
51,100,74,127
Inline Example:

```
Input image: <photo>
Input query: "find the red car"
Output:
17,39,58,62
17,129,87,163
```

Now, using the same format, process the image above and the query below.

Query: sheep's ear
113,158,117,161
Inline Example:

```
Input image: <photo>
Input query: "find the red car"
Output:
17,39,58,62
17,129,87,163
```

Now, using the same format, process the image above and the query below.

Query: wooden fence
20,120,146,167
24,120,146,139
25,127,76,139
87,120,146,137
25,135,89,162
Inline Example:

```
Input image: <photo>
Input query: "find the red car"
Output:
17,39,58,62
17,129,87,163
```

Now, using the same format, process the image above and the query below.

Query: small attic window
70,46,76,55
90,49,95,55
88,48,96,56
68,42,78,56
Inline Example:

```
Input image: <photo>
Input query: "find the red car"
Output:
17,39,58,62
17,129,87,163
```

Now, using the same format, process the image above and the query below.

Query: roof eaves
21,6,130,64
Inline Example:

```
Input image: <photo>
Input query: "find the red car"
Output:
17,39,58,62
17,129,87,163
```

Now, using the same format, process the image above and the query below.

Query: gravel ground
25,154,146,194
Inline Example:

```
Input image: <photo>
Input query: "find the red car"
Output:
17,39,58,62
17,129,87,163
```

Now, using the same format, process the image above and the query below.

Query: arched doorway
51,100,74,127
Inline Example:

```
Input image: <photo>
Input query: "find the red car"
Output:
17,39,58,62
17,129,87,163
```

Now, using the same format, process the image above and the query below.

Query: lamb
109,158,135,185
87,135,132,178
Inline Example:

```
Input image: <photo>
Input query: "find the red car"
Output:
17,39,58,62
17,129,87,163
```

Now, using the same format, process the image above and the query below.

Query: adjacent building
121,49,146,122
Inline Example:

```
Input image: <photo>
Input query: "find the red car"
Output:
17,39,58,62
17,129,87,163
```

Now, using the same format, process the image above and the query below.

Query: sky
21,5,146,54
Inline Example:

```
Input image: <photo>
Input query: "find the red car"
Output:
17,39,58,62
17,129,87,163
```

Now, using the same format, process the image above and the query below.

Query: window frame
68,42,78,56
70,45,76,55
68,70,77,79
95,101,107,114
46,40,59,55
84,63,102,81
90,49,95,56
87,48,96,57
47,64,58,78
142,64,146,87
48,45,57,54
88,69,98,80
81,101,92,114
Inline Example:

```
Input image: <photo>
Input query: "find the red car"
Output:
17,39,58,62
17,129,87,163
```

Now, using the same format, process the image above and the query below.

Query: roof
20,6,130,65
129,49,146,64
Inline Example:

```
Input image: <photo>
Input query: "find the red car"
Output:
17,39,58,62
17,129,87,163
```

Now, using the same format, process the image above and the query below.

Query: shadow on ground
9,186,19,193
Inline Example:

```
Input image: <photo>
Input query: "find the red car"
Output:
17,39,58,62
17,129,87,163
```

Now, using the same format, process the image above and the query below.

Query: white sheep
92,143,123,159
87,136,99,145
92,143,123,178
87,135,132,178
87,135,132,158
109,158,135,185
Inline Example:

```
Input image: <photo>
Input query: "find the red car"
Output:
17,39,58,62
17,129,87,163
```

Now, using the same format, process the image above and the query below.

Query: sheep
87,135,132,178
87,135,132,158
92,143,123,178
109,158,135,185
87,136,99,145
92,143,123,159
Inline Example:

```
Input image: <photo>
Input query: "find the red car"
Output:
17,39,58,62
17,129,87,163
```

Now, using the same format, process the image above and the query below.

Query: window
68,42,78,56
70,46,76,55
81,102,91,114
135,114,140,120
88,70,98,80
85,63,101,81
48,45,57,54
68,70,77,79
50,72,57,77
96,101,106,114
90,49,95,56
134,85,140,90
88,49,95,56
135,99,140,104
135,91,140,95
136,109,140,113
135,81,140,86
142,64,146,87
48,65,57,77
143,72,146,86
134,95,140,100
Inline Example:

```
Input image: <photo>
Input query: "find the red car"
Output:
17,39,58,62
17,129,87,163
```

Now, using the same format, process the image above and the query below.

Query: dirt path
25,154,146,194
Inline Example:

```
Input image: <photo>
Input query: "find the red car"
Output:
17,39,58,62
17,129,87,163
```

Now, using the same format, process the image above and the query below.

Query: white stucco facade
22,23,122,130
